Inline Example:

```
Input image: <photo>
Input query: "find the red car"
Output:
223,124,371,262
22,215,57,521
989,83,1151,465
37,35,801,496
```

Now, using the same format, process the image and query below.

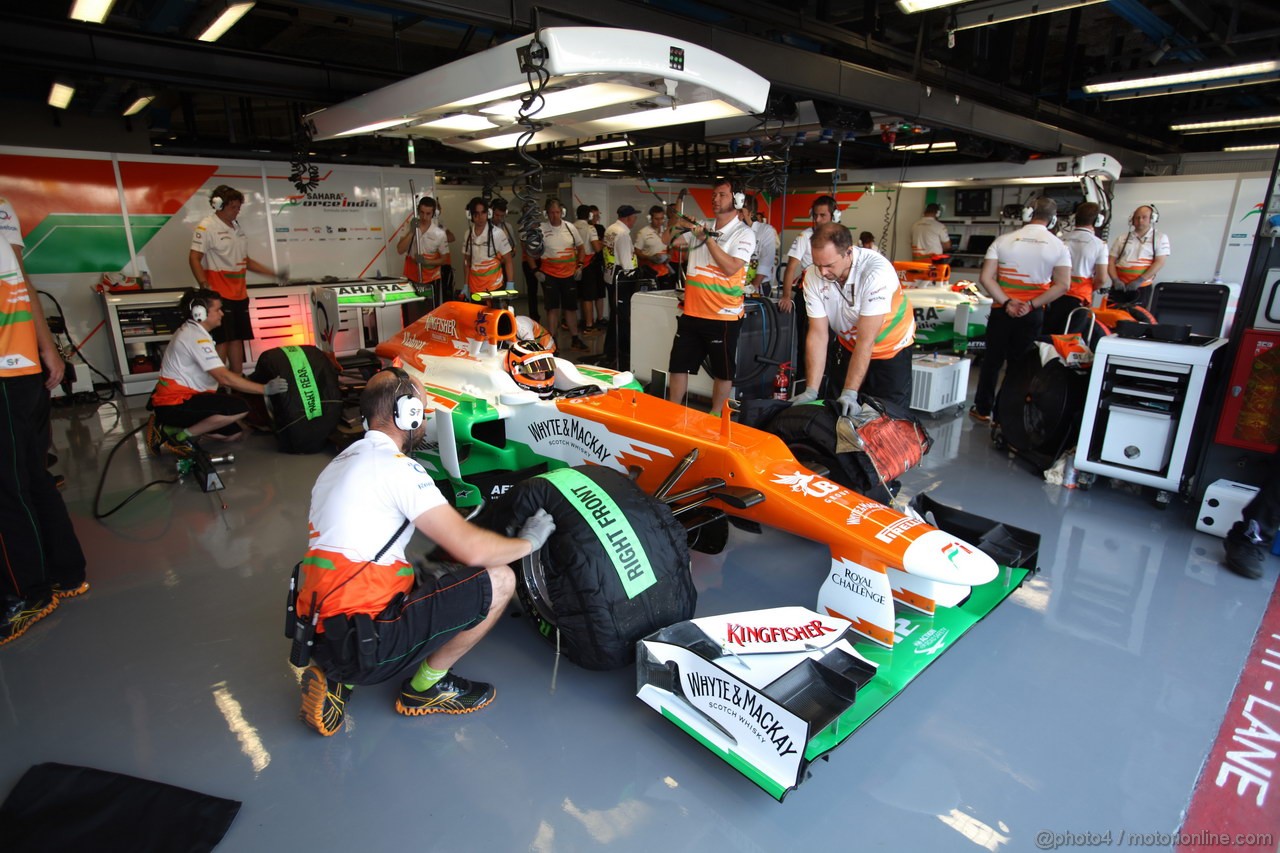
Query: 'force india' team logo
772,470,841,499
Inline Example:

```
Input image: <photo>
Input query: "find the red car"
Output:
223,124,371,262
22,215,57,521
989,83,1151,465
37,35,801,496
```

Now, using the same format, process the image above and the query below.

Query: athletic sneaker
968,406,991,424
52,581,90,600
144,414,164,456
0,595,58,647
299,664,352,736
395,673,495,716
1225,520,1268,580
580,326,602,337
570,336,588,351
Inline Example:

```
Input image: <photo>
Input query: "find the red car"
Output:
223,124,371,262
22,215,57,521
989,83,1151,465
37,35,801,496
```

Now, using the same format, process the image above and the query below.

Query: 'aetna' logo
725,619,837,645
425,317,457,337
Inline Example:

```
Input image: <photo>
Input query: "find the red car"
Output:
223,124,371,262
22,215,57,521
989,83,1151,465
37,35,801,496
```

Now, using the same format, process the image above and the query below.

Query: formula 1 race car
903,282,993,353
376,302,1002,653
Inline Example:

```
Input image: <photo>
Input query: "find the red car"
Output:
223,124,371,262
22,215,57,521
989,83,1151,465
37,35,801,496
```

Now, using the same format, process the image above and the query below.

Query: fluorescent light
893,141,958,152
715,154,777,163
1085,59,1280,94
1171,114,1280,132
814,168,836,173
581,99,745,134
580,140,629,152
900,175,1080,188
951,0,1107,33
334,117,412,137
415,114,495,133
1223,144,1279,152
123,94,155,116
69,0,116,23
197,1,254,43
481,83,654,120
897,0,966,10
1101,75,1280,101
48,82,74,109
598,168,624,172
438,84,534,111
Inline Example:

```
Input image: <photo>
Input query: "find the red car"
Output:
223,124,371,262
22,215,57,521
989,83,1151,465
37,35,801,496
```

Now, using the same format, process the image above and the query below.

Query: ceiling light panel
48,82,75,109
950,0,1107,33
1171,114,1280,132
197,1,254,43
305,28,769,152
68,0,116,23
1084,59,1280,94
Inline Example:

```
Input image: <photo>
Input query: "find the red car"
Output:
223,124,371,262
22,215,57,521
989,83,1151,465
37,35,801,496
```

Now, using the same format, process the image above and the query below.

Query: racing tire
486,466,694,671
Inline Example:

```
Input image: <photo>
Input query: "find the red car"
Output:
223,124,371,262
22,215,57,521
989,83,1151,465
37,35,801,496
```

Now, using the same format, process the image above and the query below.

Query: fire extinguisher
773,361,791,400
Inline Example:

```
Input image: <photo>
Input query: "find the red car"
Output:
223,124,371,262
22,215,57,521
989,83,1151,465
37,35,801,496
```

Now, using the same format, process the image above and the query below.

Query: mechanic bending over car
292,368,555,736
791,223,916,413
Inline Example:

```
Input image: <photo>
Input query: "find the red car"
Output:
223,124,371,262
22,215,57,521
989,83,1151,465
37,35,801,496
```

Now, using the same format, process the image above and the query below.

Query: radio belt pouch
318,609,384,685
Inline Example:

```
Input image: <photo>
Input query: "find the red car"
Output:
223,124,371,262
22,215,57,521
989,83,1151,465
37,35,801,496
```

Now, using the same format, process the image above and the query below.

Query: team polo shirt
403,222,450,284
464,223,512,293
538,220,583,279
985,224,1072,302
803,247,915,358
635,224,669,277
682,218,755,321
299,430,448,623
0,197,24,249
1063,227,1109,303
192,214,249,301
1110,229,1171,287
787,227,815,270
0,239,38,378
150,320,222,406
574,219,598,260
750,221,778,286
910,217,951,260
603,220,636,279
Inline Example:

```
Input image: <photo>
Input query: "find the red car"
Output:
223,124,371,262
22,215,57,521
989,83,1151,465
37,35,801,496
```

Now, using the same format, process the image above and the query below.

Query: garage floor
1,387,1272,851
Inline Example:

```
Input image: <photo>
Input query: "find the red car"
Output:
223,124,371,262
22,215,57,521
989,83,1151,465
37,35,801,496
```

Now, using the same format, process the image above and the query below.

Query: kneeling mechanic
294,368,554,735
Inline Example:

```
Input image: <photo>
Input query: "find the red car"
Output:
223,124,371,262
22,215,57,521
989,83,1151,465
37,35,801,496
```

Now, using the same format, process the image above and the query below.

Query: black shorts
152,391,249,433
541,274,579,311
577,263,605,301
668,314,742,381
211,298,253,343
312,563,493,686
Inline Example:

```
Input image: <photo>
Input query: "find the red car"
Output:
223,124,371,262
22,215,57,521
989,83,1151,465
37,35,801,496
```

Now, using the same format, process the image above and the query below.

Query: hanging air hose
512,22,550,260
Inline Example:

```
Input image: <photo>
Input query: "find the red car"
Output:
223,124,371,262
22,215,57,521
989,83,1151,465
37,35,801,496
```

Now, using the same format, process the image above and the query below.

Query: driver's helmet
505,339,556,397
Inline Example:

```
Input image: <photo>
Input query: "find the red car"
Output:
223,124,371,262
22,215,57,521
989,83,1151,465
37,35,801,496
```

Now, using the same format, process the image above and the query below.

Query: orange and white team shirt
464,223,512,295
803,247,915,358
681,218,755,321
1063,228,1109,304
0,240,39,379
574,219,598,263
538,221,582,279
298,430,448,623
191,214,249,301
984,224,1072,302
1110,229,1171,288
910,217,950,261
402,222,450,284
150,320,222,406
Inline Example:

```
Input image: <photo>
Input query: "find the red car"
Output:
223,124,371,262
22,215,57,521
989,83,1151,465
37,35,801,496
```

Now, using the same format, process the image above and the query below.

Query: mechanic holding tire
291,368,555,736
790,223,916,414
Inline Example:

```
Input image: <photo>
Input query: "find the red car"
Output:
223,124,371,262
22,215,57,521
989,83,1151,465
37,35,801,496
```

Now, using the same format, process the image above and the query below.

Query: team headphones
360,366,425,433
466,197,489,221
1133,203,1160,226
184,289,212,323
811,195,841,223
209,184,235,212
1021,198,1057,230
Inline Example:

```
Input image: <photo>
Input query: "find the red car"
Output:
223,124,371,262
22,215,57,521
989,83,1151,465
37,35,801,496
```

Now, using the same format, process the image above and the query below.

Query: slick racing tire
487,466,694,671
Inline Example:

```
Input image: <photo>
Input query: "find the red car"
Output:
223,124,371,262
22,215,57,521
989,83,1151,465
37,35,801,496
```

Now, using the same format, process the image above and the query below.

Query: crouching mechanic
790,223,915,413
294,368,554,734
146,289,286,455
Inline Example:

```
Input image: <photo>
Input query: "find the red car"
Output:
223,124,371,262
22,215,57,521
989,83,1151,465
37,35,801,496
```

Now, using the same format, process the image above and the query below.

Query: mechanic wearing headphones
779,194,838,315
970,197,1071,425
740,195,778,298
462,197,515,300
1047,202,1110,335
145,289,287,456
790,223,915,413
189,185,280,376
294,369,554,735
910,203,952,261
666,178,756,414
1108,204,1169,307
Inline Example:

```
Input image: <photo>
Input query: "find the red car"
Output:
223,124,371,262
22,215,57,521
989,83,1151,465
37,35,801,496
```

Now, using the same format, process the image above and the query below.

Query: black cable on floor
38,290,119,398
93,421,180,520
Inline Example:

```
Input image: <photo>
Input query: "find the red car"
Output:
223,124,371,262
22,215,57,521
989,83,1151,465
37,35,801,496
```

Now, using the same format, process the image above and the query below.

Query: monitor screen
966,235,995,254
955,188,992,217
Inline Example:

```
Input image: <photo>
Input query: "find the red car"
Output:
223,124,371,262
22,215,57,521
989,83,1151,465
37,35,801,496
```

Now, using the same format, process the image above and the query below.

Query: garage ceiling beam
0,13,402,103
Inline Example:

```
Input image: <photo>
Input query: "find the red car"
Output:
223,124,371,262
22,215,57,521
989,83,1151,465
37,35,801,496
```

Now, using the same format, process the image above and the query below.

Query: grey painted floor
1,387,1273,852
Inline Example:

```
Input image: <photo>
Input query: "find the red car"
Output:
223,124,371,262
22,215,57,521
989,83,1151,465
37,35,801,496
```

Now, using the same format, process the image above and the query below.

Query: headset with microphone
1133,203,1160,225
466,197,489,222
361,366,426,433
1021,198,1058,231
811,195,840,224
183,289,213,324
